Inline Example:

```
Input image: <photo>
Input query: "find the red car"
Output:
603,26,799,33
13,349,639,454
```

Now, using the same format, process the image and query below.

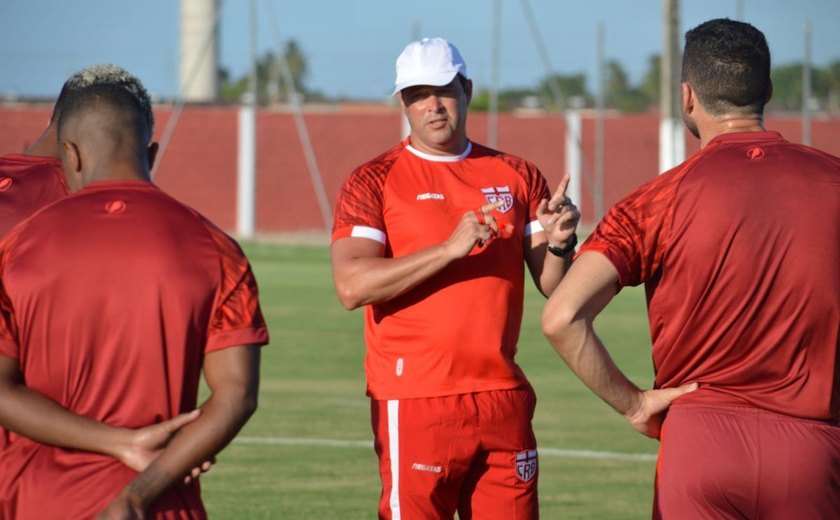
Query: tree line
220,40,840,115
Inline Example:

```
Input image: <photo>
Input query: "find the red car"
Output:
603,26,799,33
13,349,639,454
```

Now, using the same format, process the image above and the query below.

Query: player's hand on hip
537,174,580,249
624,382,699,439
443,200,504,258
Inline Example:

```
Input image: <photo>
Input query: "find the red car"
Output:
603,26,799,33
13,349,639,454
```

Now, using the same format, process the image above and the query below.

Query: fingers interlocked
473,202,502,248
473,208,487,226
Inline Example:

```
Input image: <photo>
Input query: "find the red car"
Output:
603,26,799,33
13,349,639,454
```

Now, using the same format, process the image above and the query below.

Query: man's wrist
546,233,578,257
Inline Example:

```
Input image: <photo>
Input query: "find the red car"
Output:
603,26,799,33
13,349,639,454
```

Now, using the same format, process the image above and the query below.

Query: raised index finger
479,200,505,214
548,174,571,208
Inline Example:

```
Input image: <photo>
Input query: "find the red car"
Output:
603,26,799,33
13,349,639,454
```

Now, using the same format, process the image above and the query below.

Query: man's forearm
113,344,262,510
532,247,572,298
118,388,257,509
333,243,455,309
0,374,129,458
555,320,643,416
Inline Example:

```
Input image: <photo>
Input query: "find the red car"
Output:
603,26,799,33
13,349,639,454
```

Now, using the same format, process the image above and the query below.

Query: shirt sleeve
331,164,387,243
580,167,685,287
0,227,24,359
205,230,270,352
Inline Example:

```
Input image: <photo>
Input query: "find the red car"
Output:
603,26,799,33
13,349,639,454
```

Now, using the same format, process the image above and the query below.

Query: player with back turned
543,18,840,519
0,82,269,518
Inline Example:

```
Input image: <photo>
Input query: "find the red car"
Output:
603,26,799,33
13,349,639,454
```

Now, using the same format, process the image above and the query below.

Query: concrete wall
2,104,837,234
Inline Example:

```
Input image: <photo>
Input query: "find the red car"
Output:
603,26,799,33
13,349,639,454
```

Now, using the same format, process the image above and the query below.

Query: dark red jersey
0,180,269,519
0,154,68,239
582,131,840,421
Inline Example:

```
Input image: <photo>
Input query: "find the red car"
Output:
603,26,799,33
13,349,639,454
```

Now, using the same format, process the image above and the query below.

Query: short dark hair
455,73,469,91
681,18,771,115
57,83,152,145
51,64,155,137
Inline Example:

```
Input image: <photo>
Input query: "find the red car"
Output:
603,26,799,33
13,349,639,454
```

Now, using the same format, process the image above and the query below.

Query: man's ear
464,78,473,104
765,78,773,104
60,140,83,191
147,141,159,171
680,82,694,115
61,140,81,174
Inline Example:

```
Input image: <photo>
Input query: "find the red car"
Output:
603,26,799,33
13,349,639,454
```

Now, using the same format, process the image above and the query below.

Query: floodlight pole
594,22,605,220
659,0,684,173
802,21,812,146
488,0,501,149
237,0,258,238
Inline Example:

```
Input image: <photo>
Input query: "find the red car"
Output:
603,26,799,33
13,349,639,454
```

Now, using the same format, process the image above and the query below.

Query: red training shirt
0,180,269,519
333,139,550,400
581,131,840,421
0,153,69,239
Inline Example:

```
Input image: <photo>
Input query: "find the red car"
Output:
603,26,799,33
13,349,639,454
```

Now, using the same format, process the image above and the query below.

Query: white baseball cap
393,37,468,95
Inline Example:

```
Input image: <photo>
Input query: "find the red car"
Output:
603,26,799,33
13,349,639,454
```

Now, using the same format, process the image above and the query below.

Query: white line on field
233,436,657,462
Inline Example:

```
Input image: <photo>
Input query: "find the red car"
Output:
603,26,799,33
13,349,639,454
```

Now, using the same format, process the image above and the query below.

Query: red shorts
370,387,538,520
655,404,840,519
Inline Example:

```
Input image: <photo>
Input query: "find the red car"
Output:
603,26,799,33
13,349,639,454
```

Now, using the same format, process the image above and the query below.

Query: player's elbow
334,281,366,310
229,387,259,425
541,299,578,352
241,392,258,421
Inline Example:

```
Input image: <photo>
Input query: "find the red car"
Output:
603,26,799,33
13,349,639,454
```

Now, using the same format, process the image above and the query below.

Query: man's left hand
537,174,580,250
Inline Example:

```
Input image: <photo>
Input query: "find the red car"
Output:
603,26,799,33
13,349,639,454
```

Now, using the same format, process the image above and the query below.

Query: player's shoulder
351,141,406,180
0,153,63,176
472,142,541,176
340,141,408,200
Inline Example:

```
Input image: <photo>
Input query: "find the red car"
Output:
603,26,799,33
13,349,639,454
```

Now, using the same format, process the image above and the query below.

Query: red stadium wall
2,104,838,234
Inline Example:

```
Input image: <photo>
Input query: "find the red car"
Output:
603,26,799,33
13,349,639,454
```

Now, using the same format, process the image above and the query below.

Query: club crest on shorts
515,449,538,482
481,186,514,213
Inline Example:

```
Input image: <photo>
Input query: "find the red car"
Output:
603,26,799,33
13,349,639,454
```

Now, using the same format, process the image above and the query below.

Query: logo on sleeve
481,186,513,213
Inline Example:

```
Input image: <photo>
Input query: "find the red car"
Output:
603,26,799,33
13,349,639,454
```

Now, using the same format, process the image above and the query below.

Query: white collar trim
406,141,472,162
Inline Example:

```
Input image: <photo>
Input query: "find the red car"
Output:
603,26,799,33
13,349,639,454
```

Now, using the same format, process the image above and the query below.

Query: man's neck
699,114,766,148
22,126,60,158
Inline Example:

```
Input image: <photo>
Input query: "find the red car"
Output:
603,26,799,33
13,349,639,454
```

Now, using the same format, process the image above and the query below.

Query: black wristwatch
546,233,578,257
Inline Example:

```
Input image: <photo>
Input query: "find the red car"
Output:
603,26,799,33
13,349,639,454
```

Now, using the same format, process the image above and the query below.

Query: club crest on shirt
481,186,513,213
515,449,538,482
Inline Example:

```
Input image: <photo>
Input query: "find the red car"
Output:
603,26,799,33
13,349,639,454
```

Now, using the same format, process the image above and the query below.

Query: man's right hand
623,382,699,439
118,410,213,482
443,200,505,258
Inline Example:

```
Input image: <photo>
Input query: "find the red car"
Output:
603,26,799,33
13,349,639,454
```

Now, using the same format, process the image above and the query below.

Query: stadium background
2,105,838,234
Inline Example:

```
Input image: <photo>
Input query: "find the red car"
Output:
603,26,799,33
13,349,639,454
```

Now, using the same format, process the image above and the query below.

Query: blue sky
1,0,838,101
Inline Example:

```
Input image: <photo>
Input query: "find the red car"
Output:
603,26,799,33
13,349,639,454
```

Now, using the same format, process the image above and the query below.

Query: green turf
199,242,658,519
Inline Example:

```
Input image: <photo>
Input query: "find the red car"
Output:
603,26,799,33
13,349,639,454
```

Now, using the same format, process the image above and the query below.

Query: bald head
57,83,157,190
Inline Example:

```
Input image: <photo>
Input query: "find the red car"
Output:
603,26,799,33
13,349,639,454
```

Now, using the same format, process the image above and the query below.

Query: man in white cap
331,37,579,519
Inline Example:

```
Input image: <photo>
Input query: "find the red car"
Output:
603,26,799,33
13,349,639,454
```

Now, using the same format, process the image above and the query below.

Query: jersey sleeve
580,165,687,287
0,231,22,359
205,228,270,353
332,163,388,244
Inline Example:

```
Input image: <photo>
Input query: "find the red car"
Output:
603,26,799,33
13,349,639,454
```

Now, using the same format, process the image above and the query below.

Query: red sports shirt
581,131,840,421
333,140,550,399
0,180,269,519
0,153,68,239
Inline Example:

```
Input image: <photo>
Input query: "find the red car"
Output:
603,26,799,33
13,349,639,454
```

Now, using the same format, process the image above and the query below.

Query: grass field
199,242,660,519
